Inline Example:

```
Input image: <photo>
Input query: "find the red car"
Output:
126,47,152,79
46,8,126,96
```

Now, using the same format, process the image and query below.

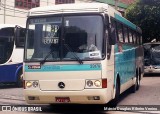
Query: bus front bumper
144,67,160,74
24,89,110,104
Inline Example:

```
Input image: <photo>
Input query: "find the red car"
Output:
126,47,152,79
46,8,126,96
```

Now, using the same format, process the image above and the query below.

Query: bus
0,24,25,87
144,42,160,74
23,3,144,105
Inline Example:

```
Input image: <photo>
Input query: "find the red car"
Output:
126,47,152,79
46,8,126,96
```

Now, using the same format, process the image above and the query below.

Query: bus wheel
16,71,23,87
130,76,138,93
136,74,140,90
110,80,120,107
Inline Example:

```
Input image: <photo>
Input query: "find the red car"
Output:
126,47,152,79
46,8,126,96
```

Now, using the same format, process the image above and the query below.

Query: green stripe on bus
25,64,101,72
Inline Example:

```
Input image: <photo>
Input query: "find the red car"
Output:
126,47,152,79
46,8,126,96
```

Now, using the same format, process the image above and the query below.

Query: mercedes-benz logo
58,82,65,89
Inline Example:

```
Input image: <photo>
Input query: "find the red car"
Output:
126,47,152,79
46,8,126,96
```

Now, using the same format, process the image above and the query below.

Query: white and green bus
23,3,144,105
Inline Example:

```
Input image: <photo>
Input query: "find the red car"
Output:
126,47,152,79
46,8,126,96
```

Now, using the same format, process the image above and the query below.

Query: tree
125,0,160,43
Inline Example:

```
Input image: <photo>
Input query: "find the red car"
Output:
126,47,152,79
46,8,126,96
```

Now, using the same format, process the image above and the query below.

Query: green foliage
125,0,160,43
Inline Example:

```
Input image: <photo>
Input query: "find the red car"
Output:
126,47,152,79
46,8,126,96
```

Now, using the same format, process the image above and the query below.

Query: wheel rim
136,76,140,90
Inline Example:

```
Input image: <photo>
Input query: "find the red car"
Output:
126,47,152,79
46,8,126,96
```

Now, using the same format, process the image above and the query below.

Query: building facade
119,0,135,4
0,0,55,25
0,0,135,25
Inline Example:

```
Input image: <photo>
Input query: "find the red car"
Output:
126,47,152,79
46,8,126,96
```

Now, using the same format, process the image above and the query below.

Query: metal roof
0,24,16,29
28,3,111,16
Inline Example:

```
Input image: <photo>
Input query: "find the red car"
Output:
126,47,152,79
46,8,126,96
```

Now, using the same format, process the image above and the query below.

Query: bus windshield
25,15,104,62
144,44,160,66
0,27,14,64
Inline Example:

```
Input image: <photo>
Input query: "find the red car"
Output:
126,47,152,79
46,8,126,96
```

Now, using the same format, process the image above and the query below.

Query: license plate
55,97,70,103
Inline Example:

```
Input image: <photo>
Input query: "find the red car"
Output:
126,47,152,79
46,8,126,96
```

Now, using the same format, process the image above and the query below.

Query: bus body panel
114,43,136,93
115,43,136,83
12,48,24,63
14,64,23,81
24,88,108,104
101,45,115,100
0,63,22,82
24,63,102,91
24,62,113,104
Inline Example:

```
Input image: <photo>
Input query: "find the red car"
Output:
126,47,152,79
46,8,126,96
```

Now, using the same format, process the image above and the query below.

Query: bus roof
28,3,121,16
0,24,25,29
143,42,160,45
0,24,16,29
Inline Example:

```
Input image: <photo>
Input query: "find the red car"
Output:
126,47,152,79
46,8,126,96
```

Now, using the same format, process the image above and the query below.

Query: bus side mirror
109,27,116,45
15,26,26,47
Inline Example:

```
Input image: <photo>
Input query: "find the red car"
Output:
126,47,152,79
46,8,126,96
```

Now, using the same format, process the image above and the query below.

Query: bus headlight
94,80,101,87
86,80,93,87
32,81,39,88
85,79,107,88
25,81,39,88
26,81,32,88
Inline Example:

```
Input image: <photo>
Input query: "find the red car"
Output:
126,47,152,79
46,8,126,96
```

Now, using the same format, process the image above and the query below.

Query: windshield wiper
64,44,83,64
40,50,54,65
40,44,83,65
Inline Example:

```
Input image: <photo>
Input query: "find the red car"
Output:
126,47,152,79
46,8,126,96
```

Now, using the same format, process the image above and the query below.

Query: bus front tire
131,75,140,93
110,80,120,107
16,71,23,87
136,72,140,90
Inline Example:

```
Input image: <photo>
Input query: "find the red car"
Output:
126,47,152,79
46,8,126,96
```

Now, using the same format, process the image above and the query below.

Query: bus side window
0,41,7,64
140,35,143,45
117,22,123,43
138,34,142,45
109,18,117,45
136,34,140,45
123,26,129,43
107,17,118,59
0,38,14,64
127,27,130,43
0,28,14,64
132,31,136,44
129,29,133,43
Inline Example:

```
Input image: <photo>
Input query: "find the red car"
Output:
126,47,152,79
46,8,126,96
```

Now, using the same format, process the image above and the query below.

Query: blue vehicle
0,24,25,87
